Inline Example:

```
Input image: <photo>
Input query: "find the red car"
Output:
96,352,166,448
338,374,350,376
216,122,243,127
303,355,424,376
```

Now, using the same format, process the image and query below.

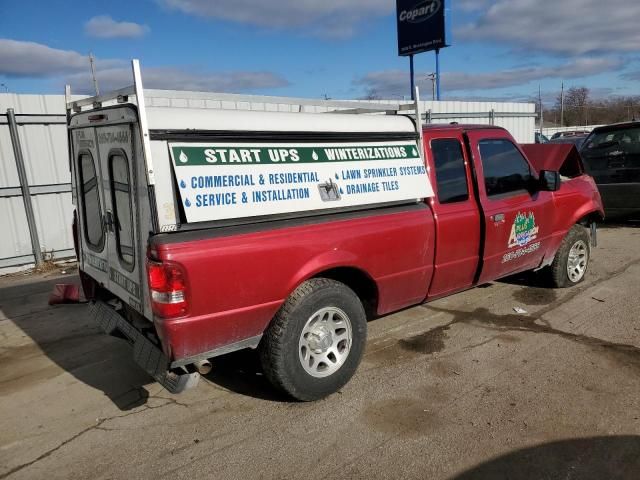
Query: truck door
95,123,143,313
73,128,110,287
425,134,482,298
466,130,555,283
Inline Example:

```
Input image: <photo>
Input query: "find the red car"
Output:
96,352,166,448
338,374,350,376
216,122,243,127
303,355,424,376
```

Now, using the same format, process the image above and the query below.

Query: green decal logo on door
508,212,539,248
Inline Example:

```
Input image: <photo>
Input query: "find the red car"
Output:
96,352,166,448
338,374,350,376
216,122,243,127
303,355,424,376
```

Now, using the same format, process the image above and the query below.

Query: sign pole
435,49,441,101
410,54,415,101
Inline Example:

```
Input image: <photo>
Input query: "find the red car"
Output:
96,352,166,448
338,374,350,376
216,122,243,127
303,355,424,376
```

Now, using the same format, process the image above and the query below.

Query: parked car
535,132,549,143
551,130,590,140
548,134,589,150
580,121,640,218
66,60,604,401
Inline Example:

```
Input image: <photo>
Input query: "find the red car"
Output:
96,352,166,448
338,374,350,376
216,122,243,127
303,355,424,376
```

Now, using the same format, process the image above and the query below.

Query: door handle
491,213,505,223
104,211,115,233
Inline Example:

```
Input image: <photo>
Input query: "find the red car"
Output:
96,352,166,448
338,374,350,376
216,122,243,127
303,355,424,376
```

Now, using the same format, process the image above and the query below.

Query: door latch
491,213,505,223
104,210,115,233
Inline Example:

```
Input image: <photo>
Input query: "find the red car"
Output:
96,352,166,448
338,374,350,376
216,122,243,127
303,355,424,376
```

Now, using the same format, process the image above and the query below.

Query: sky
0,0,639,105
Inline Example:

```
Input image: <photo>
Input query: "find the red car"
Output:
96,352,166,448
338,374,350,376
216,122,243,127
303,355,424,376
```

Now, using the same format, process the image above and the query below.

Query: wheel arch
310,267,379,320
576,209,605,226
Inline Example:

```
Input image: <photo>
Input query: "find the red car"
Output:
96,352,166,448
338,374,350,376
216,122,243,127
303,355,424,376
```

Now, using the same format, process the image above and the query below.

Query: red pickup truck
68,62,603,401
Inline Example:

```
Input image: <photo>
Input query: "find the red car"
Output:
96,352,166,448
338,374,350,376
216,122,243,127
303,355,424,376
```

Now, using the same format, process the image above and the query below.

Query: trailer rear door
95,123,143,312
73,128,110,286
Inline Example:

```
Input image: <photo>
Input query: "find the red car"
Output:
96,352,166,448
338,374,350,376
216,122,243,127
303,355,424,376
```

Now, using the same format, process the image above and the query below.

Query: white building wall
144,91,537,143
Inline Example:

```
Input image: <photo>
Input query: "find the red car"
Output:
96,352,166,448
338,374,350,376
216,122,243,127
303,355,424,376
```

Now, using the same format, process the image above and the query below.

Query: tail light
147,260,188,318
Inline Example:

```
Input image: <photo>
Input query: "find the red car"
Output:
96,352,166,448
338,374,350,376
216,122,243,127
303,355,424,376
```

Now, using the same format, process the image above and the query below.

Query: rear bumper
89,300,199,393
154,299,282,365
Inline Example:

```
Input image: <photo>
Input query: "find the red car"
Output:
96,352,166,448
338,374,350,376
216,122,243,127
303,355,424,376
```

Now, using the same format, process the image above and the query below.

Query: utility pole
89,52,100,96
560,81,564,126
584,104,588,127
539,85,544,137
426,73,436,101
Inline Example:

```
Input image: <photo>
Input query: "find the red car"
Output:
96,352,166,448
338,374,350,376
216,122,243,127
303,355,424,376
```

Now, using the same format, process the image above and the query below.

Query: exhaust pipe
194,359,212,375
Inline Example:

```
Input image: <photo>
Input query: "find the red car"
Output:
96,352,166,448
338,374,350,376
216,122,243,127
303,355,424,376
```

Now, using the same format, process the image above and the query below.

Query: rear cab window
479,139,533,197
583,126,640,153
431,138,469,204
78,151,104,250
582,126,640,184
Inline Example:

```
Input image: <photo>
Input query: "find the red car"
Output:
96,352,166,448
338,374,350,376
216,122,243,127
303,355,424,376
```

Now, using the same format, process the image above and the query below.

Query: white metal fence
0,94,77,271
542,125,603,138
0,92,536,271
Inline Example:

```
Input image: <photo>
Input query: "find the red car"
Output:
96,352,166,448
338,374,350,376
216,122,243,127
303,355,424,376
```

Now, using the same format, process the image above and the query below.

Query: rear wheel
260,278,367,401
547,225,590,288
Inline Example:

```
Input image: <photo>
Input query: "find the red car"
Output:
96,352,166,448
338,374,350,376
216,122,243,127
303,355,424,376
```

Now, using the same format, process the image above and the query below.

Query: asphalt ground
1,223,639,479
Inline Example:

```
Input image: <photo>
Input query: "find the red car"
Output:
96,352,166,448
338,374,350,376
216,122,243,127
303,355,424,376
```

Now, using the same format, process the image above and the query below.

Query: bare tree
554,87,590,126
362,89,382,101
566,87,590,108
549,86,640,127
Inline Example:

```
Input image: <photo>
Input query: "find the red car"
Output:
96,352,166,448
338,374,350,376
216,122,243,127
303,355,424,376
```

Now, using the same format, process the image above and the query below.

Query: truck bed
149,203,435,364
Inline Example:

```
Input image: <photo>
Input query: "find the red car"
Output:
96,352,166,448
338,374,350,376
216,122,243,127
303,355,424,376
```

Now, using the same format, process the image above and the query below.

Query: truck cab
426,125,553,297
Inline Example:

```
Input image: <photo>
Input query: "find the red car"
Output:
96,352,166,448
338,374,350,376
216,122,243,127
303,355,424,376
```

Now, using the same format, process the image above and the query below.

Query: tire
547,224,591,288
259,278,367,401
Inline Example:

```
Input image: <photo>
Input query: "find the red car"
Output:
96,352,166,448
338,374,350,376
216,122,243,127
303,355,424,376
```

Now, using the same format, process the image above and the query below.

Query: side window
431,139,469,204
479,139,533,197
109,152,135,270
78,152,104,250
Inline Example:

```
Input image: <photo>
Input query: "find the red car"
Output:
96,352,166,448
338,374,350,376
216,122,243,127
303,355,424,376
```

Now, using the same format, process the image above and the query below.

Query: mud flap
88,300,199,393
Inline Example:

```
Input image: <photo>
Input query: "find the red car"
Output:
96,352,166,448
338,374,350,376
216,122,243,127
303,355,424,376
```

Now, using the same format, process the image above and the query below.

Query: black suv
581,121,640,218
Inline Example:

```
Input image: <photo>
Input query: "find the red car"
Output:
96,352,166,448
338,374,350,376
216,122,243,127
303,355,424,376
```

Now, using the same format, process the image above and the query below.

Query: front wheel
259,278,367,401
547,225,591,288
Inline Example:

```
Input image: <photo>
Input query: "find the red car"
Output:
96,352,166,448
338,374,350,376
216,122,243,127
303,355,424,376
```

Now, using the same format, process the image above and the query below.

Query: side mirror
539,170,560,192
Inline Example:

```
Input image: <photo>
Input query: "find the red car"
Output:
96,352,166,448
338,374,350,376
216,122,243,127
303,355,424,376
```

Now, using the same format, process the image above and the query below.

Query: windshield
582,126,640,153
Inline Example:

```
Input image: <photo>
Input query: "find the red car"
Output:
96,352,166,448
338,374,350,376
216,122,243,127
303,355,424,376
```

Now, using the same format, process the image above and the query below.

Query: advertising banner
396,0,449,56
169,141,433,223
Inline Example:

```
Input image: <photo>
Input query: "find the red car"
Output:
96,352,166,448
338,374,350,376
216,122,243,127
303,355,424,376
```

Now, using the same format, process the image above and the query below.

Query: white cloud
159,0,392,37
457,0,640,55
0,38,288,94
85,15,150,39
65,67,289,94
356,58,622,97
457,0,491,12
0,38,122,77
